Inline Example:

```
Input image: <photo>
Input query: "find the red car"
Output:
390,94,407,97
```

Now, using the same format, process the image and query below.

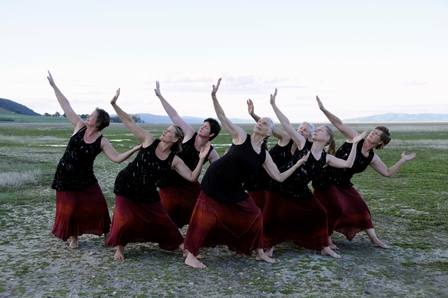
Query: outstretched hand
401,151,416,162
111,88,120,105
316,96,324,110
154,81,162,97
47,71,56,88
296,151,310,167
211,78,222,97
270,88,278,105
353,130,368,143
247,99,254,115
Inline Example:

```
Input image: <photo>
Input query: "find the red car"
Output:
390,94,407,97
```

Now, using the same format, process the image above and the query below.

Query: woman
106,88,211,260
183,79,309,269
245,99,315,211
266,89,367,258
154,81,221,229
48,71,140,249
313,96,416,248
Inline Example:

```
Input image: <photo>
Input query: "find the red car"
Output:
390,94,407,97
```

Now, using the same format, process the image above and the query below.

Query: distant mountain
344,113,448,123
0,98,40,116
136,113,252,124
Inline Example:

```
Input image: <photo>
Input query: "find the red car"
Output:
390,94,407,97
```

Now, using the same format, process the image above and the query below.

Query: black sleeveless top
52,126,102,191
157,132,213,188
201,134,266,203
272,140,322,200
114,139,176,202
313,139,374,190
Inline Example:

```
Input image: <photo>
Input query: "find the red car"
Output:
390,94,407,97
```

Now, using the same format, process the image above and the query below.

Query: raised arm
154,81,195,140
369,151,416,177
262,151,310,182
110,88,154,146
47,71,84,132
172,142,211,181
211,78,246,143
326,131,368,168
101,139,142,163
270,89,306,149
248,98,290,146
316,96,358,141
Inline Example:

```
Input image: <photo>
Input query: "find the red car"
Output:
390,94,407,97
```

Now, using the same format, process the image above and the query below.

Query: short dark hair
95,108,110,131
375,126,391,150
204,118,221,141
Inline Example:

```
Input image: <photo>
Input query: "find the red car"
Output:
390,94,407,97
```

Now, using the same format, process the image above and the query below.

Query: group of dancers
47,72,416,268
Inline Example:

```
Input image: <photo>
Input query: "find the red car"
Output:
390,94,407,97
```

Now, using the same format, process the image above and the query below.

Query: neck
362,138,375,152
195,134,210,148
311,140,325,153
158,140,172,153
251,133,265,147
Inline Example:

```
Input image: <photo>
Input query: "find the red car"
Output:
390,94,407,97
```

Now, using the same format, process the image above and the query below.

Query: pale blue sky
1,0,447,122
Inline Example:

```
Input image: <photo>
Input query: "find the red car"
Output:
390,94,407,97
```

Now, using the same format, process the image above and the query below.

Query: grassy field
0,121,447,297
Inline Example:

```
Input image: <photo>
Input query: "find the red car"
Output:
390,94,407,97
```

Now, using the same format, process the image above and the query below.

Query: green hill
0,98,40,116
0,98,69,123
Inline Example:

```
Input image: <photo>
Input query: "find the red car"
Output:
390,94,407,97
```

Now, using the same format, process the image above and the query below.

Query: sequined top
51,126,102,191
157,132,213,188
201,134,266,203
313,139,374,190
272,140,322,200
114,139,175,202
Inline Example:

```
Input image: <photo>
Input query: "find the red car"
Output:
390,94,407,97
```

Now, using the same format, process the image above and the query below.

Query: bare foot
365,229,389,248
69,236,78,249
255,249,276,263
329,237,339,250
114,245,125,260
321,247,341,259
185,252,206,268
104,232,110,243
265,247,274,257
371,240,390,249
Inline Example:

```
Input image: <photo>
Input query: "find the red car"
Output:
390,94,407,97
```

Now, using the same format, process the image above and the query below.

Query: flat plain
0,121,447,297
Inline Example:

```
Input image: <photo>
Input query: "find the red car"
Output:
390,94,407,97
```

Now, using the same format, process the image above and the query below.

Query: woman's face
161,126,178,143
198,121,213,139
367,129,383,144
85,110,98,127
253,117,272,137
312,125,329,142
297,124,311,139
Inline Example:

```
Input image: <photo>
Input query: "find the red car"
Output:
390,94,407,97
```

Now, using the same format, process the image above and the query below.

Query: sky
1,0,447,123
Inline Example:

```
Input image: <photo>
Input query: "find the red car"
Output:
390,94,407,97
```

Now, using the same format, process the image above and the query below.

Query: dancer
184,79,309,268
47,71,140,249
106,88,211,260
313,96,416,248
245,99,315,211
266,89,367,258
154,81,220,228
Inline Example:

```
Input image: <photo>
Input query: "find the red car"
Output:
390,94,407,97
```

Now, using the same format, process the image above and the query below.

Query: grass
0,121,447,297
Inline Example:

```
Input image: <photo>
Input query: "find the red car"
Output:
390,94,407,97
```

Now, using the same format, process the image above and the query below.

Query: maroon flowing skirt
262,191,329,249
159,181,201,228
247,190,270,212
52,182,111,242
184,191,264,257
106,195,184,250
314,185,374,241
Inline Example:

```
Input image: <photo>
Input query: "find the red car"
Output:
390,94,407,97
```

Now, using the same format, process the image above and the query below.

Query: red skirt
52,182,111,241
262,191,329,249
247,190,270,212
106,195,183,250
184,191,264,256
314,185,374,241
159,181,201,228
